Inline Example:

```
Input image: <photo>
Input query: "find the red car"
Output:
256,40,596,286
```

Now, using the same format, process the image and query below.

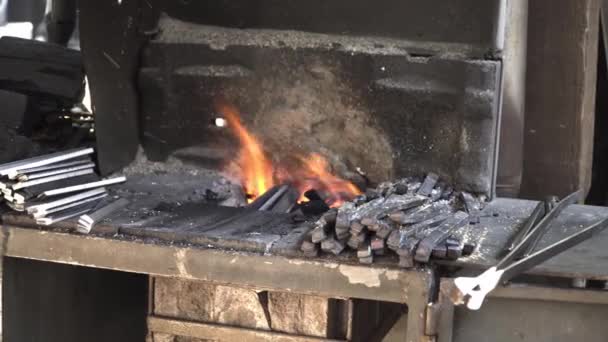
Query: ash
300,173,483,267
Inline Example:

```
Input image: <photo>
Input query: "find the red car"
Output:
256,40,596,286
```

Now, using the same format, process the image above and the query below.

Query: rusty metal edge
1,226,434,302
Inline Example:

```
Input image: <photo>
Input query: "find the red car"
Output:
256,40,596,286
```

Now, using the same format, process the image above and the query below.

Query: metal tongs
453,190,608,310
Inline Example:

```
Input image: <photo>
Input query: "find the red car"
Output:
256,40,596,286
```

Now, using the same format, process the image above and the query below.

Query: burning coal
216,102,361,207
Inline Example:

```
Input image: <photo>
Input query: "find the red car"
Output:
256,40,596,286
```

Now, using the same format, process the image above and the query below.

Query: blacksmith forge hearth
81,0,526,199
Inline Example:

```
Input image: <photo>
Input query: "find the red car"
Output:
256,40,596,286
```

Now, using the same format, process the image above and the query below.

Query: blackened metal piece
460,191,481,213
335,202,355,232
311,226,328,244
371,237,385,251
503,201,545,255
247,185,282,210
359,255,374,265
462,243,476,256
415,211,469,263
417,173,439,196
431,245,448,259
375,221,394,239
398,255,415,268
446,244,463,260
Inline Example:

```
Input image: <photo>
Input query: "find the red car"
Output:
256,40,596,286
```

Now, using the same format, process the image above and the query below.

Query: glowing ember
217,102,361,207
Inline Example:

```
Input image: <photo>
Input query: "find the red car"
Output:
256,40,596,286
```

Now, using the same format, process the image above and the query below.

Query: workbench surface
2,170,608,281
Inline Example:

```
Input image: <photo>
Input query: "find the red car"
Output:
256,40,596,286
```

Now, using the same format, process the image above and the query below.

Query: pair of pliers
453,190,608,310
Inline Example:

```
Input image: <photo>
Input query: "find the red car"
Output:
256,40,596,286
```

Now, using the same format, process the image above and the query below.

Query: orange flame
217,102,361,207
217,102,274,200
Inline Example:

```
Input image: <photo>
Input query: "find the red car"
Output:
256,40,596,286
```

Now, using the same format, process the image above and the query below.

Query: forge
6,1,608,342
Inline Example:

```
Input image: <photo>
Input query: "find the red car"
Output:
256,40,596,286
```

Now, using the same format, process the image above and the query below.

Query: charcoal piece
359,255,374,265
431,245,448,259
335,202,355,232
417,173,439,196
414,211,469,263
370,237,385,251
304,189,324,202
299,200,330,216
398,255,414,268
364,188,380,201
446,244,463,260
394,182,409,195
462,243,476,256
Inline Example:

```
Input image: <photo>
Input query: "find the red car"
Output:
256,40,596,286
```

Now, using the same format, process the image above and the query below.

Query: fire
217,102,274,200
216,102,361,207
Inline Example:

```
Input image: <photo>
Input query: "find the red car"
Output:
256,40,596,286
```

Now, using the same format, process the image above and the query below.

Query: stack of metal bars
0,147,127,229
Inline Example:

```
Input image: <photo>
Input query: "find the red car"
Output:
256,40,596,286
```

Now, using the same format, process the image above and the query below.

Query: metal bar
9,158,92,180
496,190,581,269
37,176,126,198
259,184,289,211
17,162,96,181
27,188,107,215
36,206,93,226
76,198,129,234
148,316,345,342
501,217,608,282
11,169,95,190
0,147,94,176
33,192,107,219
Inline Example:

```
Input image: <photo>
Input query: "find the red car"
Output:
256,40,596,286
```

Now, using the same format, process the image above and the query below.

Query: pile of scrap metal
300,173,479,267
0,147,127,233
